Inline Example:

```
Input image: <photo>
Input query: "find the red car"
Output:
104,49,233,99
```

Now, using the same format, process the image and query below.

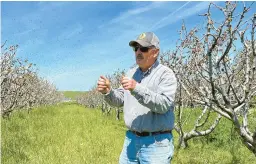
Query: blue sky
1,1,255,91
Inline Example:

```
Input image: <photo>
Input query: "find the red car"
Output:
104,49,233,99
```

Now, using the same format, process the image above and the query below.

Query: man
97,32,177,164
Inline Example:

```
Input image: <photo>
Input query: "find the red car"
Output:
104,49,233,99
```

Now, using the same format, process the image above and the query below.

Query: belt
130,130,172,137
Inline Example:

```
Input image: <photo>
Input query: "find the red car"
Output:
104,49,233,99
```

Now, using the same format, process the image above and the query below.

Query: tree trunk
178,135,189,148
116,108,120,120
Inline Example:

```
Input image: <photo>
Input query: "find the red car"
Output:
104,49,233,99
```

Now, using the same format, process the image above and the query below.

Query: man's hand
121,76,137,91
97,76,111,94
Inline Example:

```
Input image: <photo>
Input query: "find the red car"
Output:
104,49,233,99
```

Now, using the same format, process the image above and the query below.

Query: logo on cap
138,33,146,40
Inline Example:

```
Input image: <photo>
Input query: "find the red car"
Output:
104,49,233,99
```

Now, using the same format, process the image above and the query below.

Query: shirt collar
138,60,159,76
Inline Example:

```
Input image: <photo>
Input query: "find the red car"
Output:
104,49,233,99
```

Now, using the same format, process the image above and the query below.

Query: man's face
132,44,159,69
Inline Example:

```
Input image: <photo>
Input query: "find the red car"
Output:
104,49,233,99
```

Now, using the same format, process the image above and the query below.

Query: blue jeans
119,130,174,164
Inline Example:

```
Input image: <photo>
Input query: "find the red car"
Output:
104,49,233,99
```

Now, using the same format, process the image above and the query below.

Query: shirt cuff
103,87,113,96
131,83,145,100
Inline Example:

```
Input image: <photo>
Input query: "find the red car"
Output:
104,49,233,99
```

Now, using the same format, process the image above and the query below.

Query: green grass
1,103,125,164
61,91,87,100
1,103,256,164
172,108,256,164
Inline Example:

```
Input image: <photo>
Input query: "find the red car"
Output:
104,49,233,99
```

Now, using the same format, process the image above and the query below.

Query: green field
1,103,256,164
61,91,87,100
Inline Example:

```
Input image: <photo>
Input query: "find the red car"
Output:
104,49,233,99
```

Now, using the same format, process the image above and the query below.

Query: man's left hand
121,76,137,91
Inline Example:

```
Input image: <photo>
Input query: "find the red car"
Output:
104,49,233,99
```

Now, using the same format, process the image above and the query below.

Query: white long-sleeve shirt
104,60,177,133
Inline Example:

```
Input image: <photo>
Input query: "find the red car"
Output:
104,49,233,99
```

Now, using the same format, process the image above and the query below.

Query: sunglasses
132,46,154,52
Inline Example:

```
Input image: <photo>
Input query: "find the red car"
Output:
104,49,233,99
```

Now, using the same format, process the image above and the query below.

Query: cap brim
129,40,152,47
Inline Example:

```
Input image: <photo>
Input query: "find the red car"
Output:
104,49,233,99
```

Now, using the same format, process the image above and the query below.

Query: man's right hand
97,76,111,94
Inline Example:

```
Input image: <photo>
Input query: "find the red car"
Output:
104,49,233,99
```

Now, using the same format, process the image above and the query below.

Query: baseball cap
129,32,160,49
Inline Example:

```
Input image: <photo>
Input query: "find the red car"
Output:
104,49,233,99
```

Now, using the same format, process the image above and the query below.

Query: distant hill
60,91,87,100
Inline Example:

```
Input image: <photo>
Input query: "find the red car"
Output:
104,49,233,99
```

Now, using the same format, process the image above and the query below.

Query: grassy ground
1,103,256,164
61,91,86,100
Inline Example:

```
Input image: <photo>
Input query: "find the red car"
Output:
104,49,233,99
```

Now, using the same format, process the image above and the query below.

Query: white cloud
99,1,166,29
12,28,39,37
151,1,210,31
111,2,164,23
58,24,84,40
150,1,191,31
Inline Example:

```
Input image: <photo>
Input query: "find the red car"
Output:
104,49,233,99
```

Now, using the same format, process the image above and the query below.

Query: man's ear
153,49,159,58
